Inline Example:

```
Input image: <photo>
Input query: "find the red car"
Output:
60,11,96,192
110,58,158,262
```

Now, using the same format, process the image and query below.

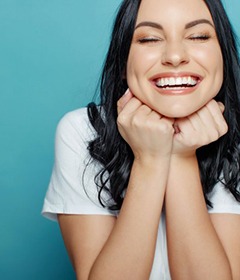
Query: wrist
169,153,198,170
134,154,171,168
171,149,197,160
131,156,172,182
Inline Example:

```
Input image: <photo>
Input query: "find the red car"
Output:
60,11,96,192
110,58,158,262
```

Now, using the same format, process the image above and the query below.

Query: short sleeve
42,108,118,221
208,180,240,215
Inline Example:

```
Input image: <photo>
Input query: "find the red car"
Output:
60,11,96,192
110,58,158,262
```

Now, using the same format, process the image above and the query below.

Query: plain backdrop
0,1,239,279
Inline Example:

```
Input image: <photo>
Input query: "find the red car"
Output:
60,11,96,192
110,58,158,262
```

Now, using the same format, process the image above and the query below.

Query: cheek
215,61,224,93
208,48,223,76
193,45,223,74
192,45,223,90
127,46,161,80
208,50,224,93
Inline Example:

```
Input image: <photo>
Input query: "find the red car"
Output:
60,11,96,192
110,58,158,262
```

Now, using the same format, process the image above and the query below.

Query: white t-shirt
42,108,240,280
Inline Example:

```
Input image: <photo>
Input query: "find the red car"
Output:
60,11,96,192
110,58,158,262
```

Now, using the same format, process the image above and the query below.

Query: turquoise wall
0,1,239,279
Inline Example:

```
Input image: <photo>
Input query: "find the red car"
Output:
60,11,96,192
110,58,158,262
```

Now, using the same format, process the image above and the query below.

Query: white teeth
169,77,175,86
156,76,198,87
188,77,194,85
183,77,188,84
176,77,182,85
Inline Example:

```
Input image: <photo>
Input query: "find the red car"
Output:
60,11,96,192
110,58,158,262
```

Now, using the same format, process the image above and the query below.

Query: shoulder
57,107,95,140
42,107,117,220
55,107,97,154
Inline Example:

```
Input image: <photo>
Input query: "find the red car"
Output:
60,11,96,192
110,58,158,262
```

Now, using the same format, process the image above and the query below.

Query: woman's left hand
172,99,228,157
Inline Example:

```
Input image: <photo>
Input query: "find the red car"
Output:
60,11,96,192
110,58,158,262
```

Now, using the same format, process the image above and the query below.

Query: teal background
0,1,239,279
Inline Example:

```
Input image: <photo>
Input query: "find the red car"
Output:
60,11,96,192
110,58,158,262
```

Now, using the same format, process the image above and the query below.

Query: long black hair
87,0,240,210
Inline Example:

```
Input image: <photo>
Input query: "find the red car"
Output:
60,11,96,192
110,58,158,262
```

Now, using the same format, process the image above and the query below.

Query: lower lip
152,81,200,95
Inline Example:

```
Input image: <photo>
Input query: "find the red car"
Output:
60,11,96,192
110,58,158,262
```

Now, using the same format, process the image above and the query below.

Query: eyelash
137,34,211,44
138,37,161,44
188,34,211,41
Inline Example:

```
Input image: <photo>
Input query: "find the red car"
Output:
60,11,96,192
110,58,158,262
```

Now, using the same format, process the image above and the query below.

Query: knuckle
117,98,123,109
212,131,220,141
221,123,228,135
139,104,149,112
187,137,197,147
117,113,127,125
117,99,121,107
131,114,142,128
159,121,174,134
144,118,153,128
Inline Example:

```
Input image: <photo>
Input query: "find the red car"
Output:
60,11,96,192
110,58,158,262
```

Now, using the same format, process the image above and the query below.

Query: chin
160,107,196,119
164,112,190,118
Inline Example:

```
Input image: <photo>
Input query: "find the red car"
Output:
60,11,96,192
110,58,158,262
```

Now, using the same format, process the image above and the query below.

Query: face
126,0,223,118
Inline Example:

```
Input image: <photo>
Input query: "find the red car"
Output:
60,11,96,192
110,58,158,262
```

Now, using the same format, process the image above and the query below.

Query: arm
166,156,232,280
59,91,174,280
58,215,116,279
165,100,238,279
210,213,240,279
59,159,169,280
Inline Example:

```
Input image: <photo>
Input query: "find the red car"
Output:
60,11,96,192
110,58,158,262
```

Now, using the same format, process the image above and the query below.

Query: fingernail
124,88,130,95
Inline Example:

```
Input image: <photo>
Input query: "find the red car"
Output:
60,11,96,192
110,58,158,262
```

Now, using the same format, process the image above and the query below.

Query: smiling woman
42,0,240,279
127,0,223,118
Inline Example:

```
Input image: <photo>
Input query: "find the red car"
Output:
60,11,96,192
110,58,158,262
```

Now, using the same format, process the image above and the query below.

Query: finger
193,105,214,131
174,107,213,141
117,96,143,121
206,100,228,135
117,89,133,114
174,115,196,131
148,109,162,120
217,102,225,113
181,101,224,133
190,101,225,140
136,104,154,117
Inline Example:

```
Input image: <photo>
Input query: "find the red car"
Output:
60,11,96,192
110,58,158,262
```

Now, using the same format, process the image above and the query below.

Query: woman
42,0,240,279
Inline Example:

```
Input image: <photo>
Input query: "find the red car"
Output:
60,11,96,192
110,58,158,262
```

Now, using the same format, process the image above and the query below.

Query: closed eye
138,37,162,44
188,34,210,41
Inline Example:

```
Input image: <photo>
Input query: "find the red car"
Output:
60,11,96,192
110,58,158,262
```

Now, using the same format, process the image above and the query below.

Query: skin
58,0,240,279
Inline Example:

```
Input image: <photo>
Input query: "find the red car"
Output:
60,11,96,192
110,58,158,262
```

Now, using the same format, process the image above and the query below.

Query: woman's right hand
117,89,175,162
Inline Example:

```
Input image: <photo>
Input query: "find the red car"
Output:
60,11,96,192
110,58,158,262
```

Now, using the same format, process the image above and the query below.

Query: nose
161,41,189,67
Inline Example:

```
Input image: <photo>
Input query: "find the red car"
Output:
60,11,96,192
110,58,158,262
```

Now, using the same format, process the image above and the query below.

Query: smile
155,76,198,89
150,73,202,95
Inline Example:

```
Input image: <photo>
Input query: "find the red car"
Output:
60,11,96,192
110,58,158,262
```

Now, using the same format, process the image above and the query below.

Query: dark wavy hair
87,0,240,210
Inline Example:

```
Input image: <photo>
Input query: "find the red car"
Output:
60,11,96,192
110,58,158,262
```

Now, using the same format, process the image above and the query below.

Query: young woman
42,0,240,279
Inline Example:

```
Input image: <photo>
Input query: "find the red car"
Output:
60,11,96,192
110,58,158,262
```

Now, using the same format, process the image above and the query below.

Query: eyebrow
185,19,214,29
135,19,214,30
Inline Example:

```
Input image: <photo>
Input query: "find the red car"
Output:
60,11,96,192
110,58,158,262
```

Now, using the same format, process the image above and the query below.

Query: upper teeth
156,76,198,87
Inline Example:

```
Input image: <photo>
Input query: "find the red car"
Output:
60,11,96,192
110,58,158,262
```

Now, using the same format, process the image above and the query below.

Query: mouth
155,76,198,88
152,74,202,94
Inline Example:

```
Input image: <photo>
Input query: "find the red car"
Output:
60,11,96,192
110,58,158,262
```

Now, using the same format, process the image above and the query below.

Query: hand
117,89,175,162
172,100,228,157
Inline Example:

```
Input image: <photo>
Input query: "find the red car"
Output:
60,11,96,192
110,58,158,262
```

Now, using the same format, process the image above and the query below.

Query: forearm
165,156,232,280
89,158,169,280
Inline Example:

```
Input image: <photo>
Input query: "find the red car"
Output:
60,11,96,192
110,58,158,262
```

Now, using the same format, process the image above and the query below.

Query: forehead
136,0,213,25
